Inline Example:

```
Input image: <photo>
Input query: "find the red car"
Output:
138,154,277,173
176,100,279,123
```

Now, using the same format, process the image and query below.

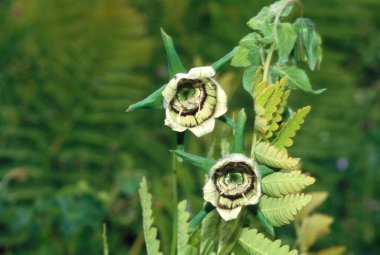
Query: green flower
203,153,261,221
162,66,227,137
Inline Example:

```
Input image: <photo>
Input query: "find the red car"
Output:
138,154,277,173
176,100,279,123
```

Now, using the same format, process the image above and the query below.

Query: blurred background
0,0,379,254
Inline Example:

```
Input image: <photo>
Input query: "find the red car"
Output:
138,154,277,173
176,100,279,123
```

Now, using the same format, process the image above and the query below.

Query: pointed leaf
161,28,186,78
173,150,216,172
139,177,164,255
239,228,298,255
243,66,259,97
126,84,166,112
272,106,311,148
254,142,299,169
278,66,325,94
231,109,247,154
297,192,328,220
231,45,261,67
257,163,275,177
257,209,275,237
277,23,297,65
262,170,315,197
189,203,215,233
259,194,312,227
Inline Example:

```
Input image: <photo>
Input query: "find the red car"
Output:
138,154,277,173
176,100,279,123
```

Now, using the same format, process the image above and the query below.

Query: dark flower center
224,171,244,186
176,83,196,101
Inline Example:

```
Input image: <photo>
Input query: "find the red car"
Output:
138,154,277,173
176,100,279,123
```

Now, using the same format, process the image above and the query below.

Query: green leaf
243,66,259,97
102,223,109,255
126,84,166,112
272,106,311,148
200,210,219,255
257,209,275,237
189,203,215,233
262,170,315,197
231,109,247,154
254,142,299,169
217,216,243,255
307,31,323,70
212,47,238,72
278,67,326,94
277,23,297,65
257,163,275,177
231,46,261,67
177,200,197,255
239,33,261,48
173,150,216,172
259,194,312,227
296,192,329,220
239,228,298,255
138,177,163,255
161,28,186,78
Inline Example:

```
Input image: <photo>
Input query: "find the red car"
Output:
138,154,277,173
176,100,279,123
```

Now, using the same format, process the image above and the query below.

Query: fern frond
262,171,315,197
138,177,163,255
177,200,197,255
297,213,334,252
272,106,311,148
254,142,300,169
259,194,312,227
272,89,290,124
296,192,329,220
239,228,298,255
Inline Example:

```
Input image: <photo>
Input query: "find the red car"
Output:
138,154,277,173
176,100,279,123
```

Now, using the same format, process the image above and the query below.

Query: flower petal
187,66,215,79
162,73,187,104
164,108,187,132
216,206,242,221
203,179,218,207
189,118,215,137
214,84,228,118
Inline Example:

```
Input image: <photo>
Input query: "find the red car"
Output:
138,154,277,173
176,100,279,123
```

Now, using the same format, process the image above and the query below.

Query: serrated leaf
254,142,299,169
297,213,334,252
177,200,197,255
138,177,163,255
126,84,166,112
272,106,311,148
200,210,219,255
297,192,329,220
277,23,297,65
278,66,326,94
239,228,298,255
262,171,315,197
231,46,260,67
310,246,346,255
259,194,312,227
161,28,186,78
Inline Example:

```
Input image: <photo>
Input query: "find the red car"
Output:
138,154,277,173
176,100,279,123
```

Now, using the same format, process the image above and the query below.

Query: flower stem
262,43,275,85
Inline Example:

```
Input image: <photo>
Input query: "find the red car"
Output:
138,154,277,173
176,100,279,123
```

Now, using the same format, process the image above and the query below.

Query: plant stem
262,43,275,85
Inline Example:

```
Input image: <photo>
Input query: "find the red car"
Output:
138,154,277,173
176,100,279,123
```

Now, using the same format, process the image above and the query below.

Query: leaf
259,194,312,227
257,209,275,237
189,203,215,233
272,106,311,148
218,217,243,255
138,177,163,255
297,213,334,252
297,192,329,220
254,142,300,169
262,170,315,197
257,163,275,177
277,23,297,65
231,109,247,154
239,228,298,255
243,66,259,97
307,31,323,70
173,150,216,172
200,210,219,255
177,200,197,255
161,28,187,78
310,246,346,255
126,84,166,112
239,33,261,48
231,46,261,67
278,66,326,94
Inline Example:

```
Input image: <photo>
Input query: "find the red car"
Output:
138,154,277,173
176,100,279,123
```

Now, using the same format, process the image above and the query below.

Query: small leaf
173,150,216,172
231,109,247,154
126,84,166,112
259,194,312,227
277,23,297,65
257,209,275,237
257,163,275,177
239,33,261,48
177,200,197,255
231,46,261,67
297,192,329,220
161,28,186,78
139,177,164,255
254,142,300,169
243,66,259,97
239,228,298,255
297,213,334,252
278,66,326,94
272,106,311,149
262,170,315,197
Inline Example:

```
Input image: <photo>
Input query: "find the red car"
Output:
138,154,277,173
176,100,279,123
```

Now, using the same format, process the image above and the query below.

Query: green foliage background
0,0,379,254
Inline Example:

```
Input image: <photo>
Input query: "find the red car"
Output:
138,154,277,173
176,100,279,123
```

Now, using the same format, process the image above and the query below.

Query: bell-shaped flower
162,66,227,137
126,29,236,136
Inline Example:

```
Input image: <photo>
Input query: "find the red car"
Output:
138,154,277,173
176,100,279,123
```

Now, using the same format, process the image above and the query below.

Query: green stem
212,47,238,72
250,132,257,159
218,115,237,129
262,43,275,85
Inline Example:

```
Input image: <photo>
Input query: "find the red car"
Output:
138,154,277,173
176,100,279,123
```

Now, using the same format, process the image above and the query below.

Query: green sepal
218,115,237,129
231,109,246,154
188,203,215,233
172,150,216,172
161,28,187,78
126,84,166,112
257,163,275,177
212,47,238,72
257,209,275,237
